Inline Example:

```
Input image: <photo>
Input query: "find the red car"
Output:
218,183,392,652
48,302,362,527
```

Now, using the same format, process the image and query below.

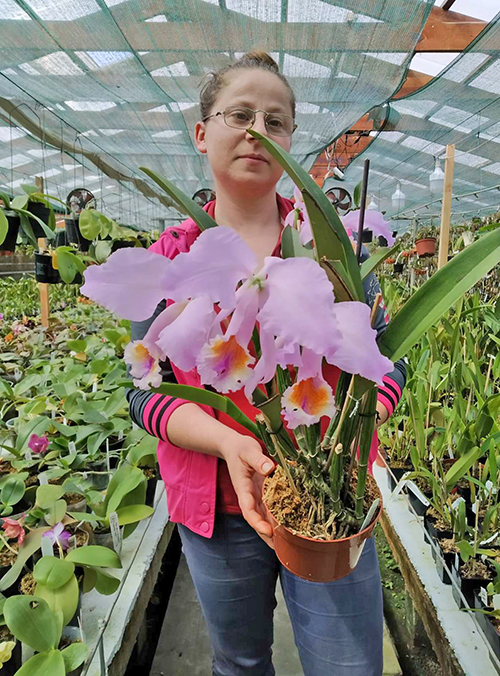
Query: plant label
454,552,460,570
51,409,56,419
41,536,54,557
62,417,67,426
132,422,139,431
68,441,76,454
480,586,489,607
493,594,500,611
24,450,32,463
451,497,465,512
92,381,98,393
68,535,78,551
38,473,48,486
118,430,124,441
109,511,122,556
106,439,111,473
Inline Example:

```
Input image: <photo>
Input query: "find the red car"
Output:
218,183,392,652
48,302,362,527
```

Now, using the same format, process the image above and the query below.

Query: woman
127,52,406,676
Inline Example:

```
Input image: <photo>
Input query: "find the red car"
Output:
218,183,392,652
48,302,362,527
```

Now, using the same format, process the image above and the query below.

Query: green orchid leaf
35,573,79,627
94,568,121,595
1,476,25,506
15,650,65,676
66,545,122,569
4,595,59,652
34,557,75,590
115,504,154,526
0,528,48,591
281,224,315,259
0,209,8,247
36,484,65,509
353,181,362,208
140,167,217,231
61,641,88,671
445,446,484,491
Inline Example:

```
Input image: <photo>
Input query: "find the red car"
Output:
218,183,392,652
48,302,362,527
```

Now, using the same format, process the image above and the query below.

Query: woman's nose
247,111,268,137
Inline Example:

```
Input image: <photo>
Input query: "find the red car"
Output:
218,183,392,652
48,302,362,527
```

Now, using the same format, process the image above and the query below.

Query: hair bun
236,51,279,73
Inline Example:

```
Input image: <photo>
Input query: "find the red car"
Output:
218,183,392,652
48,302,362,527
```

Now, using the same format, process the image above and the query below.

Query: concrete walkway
151,554,401,676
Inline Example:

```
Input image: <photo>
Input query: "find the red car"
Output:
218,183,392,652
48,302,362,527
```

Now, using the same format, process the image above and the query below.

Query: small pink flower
27,434,49,455
1,517,26,546
43,522,71,551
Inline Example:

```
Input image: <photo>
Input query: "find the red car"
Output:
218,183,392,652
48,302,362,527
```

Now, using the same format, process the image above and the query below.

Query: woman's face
195,69,293,196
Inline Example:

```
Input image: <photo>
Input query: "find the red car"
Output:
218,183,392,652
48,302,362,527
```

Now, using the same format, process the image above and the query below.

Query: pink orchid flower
27,433,49,455
43,522,71,551
341,210,395,246
284,186,313,246
1,516,25,546
81,226,393,426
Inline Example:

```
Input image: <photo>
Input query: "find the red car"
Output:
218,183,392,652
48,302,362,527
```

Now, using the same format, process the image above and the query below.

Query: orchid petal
281,375,336,429
155,297,215,372
258,257,341,356
299,216,313,245
244,328,277,401
197,334,255,393
225,283,260,346
297,348,323,380
124,341,162,390
284,210,297,229
80,248,171,321
326,301,394,385
275,337,302,369
161,226,257,308
341,210,394,245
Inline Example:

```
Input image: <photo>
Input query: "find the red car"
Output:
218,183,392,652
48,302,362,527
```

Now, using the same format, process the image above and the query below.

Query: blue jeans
178,514,383,676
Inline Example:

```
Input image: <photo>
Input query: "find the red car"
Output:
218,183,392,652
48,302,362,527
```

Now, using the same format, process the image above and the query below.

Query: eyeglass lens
224,107,294,136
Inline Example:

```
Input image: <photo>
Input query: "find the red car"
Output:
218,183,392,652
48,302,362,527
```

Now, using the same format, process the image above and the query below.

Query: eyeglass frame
202,105,297,137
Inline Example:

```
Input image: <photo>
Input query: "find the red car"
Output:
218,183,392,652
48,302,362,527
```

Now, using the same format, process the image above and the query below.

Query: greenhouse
0,1,499,675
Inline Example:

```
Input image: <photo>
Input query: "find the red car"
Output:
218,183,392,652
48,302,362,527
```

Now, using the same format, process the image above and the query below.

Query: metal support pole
355,159,370,263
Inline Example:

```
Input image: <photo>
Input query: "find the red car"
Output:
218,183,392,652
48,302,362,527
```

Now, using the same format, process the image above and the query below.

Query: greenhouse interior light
367,195,378,210
391,182,405,212
429,156,445,196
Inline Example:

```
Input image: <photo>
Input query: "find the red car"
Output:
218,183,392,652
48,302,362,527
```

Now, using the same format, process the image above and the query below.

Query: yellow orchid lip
288,377,332,416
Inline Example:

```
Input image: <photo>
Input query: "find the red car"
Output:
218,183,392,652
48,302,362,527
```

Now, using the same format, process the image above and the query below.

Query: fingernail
262,462,273,473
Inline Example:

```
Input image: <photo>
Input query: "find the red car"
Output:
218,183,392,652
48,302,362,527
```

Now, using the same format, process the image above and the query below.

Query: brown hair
199,51,296,121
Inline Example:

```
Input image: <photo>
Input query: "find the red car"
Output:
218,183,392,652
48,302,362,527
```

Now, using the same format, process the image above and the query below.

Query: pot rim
265,482,383,546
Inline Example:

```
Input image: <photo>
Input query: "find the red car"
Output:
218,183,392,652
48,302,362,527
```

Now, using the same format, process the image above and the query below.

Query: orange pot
415,237,436,257
265,487,383,582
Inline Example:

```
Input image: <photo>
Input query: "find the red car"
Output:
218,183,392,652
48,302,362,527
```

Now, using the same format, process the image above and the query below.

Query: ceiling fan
192,188,216,207
325,187,352,217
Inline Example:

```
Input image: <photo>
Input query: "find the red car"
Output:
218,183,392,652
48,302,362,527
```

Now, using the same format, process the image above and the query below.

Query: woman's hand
219,432,276,547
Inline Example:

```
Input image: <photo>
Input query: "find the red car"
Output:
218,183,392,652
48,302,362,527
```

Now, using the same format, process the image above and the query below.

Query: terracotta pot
415,237,436,257
265,486,383,582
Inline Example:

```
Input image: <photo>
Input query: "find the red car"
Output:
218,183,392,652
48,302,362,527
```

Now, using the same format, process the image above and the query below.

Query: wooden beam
393,70,433,99
441,0,457,11
419,7,487,52
438,145,455,270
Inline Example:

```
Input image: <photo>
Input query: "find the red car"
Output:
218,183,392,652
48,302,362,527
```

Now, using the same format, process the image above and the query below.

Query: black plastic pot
28,202,50,238
394,262,404,273
54,228,69,248
378,235,388,247
145,476,158,508
404,481,431,517
451,557,492,609
34,253,60,284
386,465,410,493
111,239,136,253
65,216,91,252
473,590,500,661
0,211,20,251
361,229,373,243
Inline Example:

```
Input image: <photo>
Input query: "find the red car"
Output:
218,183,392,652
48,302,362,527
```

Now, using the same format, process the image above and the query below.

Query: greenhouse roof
0,0,435,225
0,0,499,227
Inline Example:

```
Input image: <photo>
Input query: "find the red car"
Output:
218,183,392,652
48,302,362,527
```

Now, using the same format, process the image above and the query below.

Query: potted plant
0,209,20,253
3,594,88,675
415,225,437,257
80,131,500,582
0,190,55,249
125,435,160,508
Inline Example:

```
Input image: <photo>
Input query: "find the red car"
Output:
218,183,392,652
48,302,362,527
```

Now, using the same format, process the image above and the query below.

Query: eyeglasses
202,105,297,137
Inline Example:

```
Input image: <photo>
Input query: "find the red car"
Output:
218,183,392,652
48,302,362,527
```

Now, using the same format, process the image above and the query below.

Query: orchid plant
81,131,500,540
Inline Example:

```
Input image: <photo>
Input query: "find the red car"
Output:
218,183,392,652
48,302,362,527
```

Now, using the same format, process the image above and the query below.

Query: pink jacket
131,198,405,538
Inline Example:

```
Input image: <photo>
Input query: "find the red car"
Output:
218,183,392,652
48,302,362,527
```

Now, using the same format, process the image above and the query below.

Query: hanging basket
415,237,436,257
264,480,382,582
361,229,373,243
0,211,20,252
34,253,60,284
393,262,404,274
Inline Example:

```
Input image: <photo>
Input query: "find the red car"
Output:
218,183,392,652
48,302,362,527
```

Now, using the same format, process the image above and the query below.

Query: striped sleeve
361,250,407,416
125,300,185,442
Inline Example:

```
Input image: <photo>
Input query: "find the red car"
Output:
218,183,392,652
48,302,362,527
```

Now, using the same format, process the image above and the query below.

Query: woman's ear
195,121,207,154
